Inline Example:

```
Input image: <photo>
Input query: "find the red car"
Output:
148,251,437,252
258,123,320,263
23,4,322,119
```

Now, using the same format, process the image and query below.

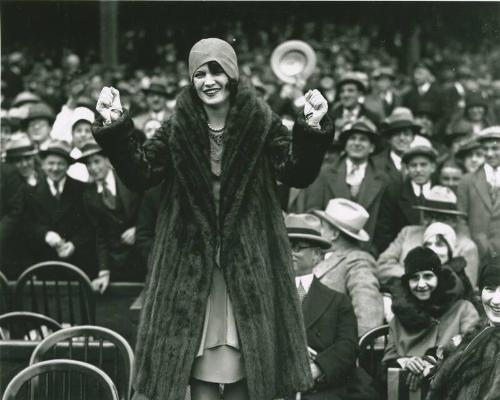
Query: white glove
92,270,110,294
121,227,136,246
304,89,328,128
45,231,63,248
57,241,75,259
96,87,123,124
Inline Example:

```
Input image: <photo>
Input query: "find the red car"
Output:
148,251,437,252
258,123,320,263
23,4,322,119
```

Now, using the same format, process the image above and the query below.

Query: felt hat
443,119,473,147
25,102,55,124
465,91,488,110
70,107,95,129
423,222,457,251
312,198,370,242
401,144,438,164
12,91,41,108
39,139,73,163
477,126,500,143
403,246,442,277
413,185,466,216
5,132,38,162
143,76,170,97
285,213,332,249
337,117,380,150
270,40,317,84
381,107,421,136
479,255,500,291
189,38,239,81
336,71,367,93
75,141,104,163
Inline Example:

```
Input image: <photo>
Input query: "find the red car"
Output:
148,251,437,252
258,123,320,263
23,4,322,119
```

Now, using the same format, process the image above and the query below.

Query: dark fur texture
93,79,333,400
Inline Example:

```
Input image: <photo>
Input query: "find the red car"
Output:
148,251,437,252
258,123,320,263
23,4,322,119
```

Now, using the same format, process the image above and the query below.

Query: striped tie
297,281,307,304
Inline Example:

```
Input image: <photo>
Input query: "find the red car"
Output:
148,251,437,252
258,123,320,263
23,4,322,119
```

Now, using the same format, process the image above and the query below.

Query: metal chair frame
358,324,390,377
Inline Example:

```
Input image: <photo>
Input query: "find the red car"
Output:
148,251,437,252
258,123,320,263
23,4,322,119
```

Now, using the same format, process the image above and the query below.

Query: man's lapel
473,168,493,212
327,158,351,200
302,277,334,329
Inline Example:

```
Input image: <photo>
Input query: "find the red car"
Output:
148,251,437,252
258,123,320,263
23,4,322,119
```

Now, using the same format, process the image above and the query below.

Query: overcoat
92,80,334,400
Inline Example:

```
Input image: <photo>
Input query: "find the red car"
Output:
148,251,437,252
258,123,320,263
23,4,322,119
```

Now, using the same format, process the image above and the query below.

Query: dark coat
301,278,378,400
22,176,95,275
403,83,444,122
289,155,387,240
135,184,162,266
92,79,334,400
371,149,403,187
83,170,143,281
373,179,424,254
364,91,403,120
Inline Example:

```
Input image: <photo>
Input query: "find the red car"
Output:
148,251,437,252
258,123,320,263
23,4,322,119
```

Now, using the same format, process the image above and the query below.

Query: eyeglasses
290,242,314,252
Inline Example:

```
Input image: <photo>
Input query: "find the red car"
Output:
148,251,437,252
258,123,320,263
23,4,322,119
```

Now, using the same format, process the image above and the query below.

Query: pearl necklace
207,122,225,133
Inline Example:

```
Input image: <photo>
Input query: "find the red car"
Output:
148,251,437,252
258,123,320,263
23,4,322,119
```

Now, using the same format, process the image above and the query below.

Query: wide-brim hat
337,117,381,150
12,91,42,108
413,185,467,216
454,136,482,159
25,102,55,124
381,107,421,136
477,126,500,143
401,145,438,164
336,71,367,93
143,77,171,96
285,213,332,249
271,40,317,84
39,140,74,164
312,198,370,242
5,132,38,162
75,141,104,163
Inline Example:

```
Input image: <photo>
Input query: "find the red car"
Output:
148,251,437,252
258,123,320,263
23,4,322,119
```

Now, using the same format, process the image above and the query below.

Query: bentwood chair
0,311,62,340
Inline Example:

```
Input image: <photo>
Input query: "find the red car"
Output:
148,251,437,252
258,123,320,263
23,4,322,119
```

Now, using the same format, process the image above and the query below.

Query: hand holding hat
304,89,328,128
96,87,123,124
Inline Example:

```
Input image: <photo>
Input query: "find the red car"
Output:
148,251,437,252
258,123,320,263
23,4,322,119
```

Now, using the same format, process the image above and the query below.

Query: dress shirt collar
346,158,368,175
418,82,431,95
484,163,500,187
390,151,402,171
411,180,432,198
342,105,361,120
46,177,66,197
295,273,314,294
96,169,117,196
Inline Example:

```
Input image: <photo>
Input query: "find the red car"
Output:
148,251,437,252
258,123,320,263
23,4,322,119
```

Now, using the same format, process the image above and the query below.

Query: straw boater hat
401,144,438,164
381,107,421,137
477,126,500,143
454,136,482,159
336,71,367,93
75,141,104,163
413,185,467,216
39,139,74,164
5,133,38,162
312,198,370,242
285,213,332,249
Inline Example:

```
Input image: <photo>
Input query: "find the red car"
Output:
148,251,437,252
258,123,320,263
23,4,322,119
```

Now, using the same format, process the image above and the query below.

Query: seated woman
428,255,500,399
422,222,480,311
382,247,479,389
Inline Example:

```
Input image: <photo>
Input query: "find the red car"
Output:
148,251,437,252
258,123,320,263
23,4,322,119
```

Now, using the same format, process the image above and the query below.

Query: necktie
101,182,116,210
346,163,362,198
297,281,307,304
53,183,61,200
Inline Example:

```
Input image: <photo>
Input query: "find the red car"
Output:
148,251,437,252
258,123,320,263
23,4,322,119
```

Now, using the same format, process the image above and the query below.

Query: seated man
377,185,479,288
312,198,384,336
78,141,144,293
285,213,378,400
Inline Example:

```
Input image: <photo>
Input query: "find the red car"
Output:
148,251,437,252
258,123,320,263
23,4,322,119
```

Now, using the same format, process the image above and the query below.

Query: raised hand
96,86,123,124
304,89,328,128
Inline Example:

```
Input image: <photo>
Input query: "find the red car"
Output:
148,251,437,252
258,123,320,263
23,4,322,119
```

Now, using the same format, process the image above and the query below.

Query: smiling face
72,121,93,149
345,132,375,162
482,285,500,326
41,154,69,182
389,128,415,155
13,155,36,179
193,62,231,108
27,118,51,145
406,155,436,185
85,153,111,182
408,270,438,301
439,166,464,192
339,83,361,109
482,139,500,169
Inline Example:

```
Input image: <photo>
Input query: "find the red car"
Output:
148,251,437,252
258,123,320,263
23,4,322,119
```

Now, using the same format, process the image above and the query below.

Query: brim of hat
312,210,370,242
288,233,332,249
75,148,104,162
413,205,467,216
477,134,500,143
271,41,317,84
39,149,74,164
336,79,366,93
5,149,39,161
337,129,381,149
402,151,437,164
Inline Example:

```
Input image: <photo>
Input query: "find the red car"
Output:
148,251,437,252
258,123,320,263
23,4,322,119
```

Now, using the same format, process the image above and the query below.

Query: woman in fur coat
427,255,500,399
93,38,334,400
382,246,479,390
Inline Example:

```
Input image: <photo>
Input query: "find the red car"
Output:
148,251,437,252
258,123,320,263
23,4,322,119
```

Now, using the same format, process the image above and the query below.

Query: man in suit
78,141,144,293
374,145,438,254
285,213,377,400
1,133,40,278
328,72,381,146
377,186,479,287
364,67,402,120
312,199,384,335
289,117,387,240
22,139,95,276
458,127,500,264
372,107,421,186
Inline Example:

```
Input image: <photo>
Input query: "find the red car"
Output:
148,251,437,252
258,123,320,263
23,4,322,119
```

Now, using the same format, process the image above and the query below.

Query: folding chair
0,311,62,340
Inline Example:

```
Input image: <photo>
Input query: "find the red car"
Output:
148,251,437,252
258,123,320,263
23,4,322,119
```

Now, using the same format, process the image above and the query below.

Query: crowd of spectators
3,18,500,397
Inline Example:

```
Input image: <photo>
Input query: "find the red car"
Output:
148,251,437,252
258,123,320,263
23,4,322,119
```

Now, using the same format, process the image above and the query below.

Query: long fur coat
93,79,334,400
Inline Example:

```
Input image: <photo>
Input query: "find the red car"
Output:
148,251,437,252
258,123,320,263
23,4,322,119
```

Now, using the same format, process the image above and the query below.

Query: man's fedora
312,198,370,242
285,213,332,249
75,141,104,163
5,132,38,162
381,107,421,137
413,185,467,216
39,139,74,164
336,71,367,93
401,144,438,165
143,77,170,97
338,117,380,150
477,126,500,142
